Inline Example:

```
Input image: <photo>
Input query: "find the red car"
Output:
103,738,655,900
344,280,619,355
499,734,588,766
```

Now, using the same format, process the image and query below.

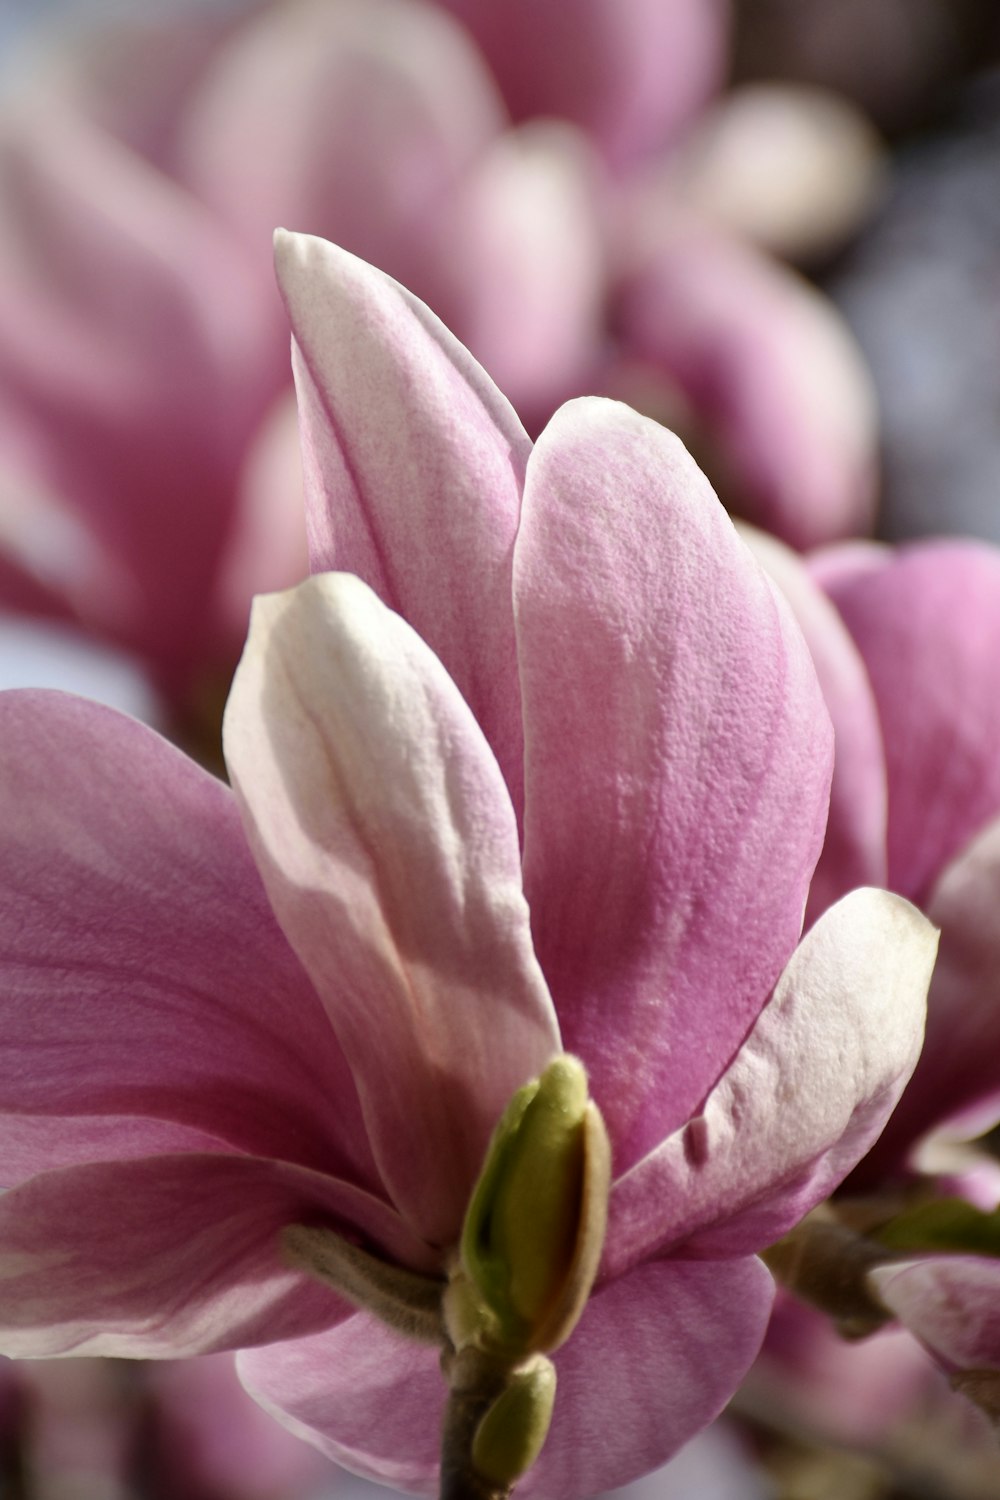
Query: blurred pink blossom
0,0,604,712
751,1293,935,1446
750,531,1000,1408
605,220,878,550
0,0,885,716
808,540,1000,1175
433,0,729,172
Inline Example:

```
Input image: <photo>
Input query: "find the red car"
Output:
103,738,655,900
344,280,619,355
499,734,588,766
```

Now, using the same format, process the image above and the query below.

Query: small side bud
455,1054,610,1357
471,1357,557,1490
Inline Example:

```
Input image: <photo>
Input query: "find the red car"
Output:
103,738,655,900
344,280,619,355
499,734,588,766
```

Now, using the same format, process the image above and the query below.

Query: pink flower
0,233,933,1490
427,2,881,548
807,539,1000,1171
749,531,1000,1405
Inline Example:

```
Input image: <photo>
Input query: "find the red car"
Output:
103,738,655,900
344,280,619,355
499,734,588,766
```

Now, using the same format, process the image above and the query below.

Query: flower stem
439,1348,513,1500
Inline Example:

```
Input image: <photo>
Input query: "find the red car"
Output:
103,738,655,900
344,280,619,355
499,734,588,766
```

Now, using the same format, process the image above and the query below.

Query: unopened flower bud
454,1054,611,1357
471,1356,557,1489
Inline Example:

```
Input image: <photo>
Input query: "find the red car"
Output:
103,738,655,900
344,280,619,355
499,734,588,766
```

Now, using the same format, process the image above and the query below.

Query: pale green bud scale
457,1054,611,1358
471,1356,557,1489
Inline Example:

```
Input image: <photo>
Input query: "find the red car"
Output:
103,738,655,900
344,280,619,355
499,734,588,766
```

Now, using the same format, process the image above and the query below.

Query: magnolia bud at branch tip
449,1053,611,1360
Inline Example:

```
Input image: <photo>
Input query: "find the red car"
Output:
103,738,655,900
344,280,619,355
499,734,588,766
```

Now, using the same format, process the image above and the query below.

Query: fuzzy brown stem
762,1209,893,1338
439,1348,514,1500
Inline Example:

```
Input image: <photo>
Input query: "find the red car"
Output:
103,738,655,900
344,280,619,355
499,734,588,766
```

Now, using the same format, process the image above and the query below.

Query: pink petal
515,399,833,1168
427,122,605,430
239,1255,774,1497
755,1295,934,1445
605,889,936,1278
0,429,122,626
0,105,278,691
602,1424,775,1500
863,815,1000,1177
437,0,729,171
213,392,310,659
146,1353,331,1500
612,229,877,550
274,231,530,817
223,575,561,1247
808,539,890,595
0,1154,427,1360
871,1257,1000,1373
527,1258,774,1497
821,541,1000,905
0,690,377,1189
176,0,504,297
744,526,888,921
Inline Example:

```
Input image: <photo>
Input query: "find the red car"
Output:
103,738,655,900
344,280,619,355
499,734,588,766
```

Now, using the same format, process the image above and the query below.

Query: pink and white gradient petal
515,399,833,1168
605,889,935,1276
239,1256,773,1499
872,1257,1000,1374
175,0,504,297
744,525,887,921
0,690,376,1187
430,121,605,428
0,1153,431,1360
612,229,877,550
864,815,1000,1176
223,573,560,1246
276,232,529,818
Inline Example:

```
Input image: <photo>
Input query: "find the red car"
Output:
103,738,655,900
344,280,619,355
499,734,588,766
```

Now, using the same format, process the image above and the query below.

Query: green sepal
471,1357,557,1490
875,1198,1000,1258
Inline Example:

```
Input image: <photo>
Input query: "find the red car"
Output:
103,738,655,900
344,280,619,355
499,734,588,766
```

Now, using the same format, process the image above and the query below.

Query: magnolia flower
815,540,1000,1400
804,538,1000,1171
749,532,1000,1410
0,236,936,1497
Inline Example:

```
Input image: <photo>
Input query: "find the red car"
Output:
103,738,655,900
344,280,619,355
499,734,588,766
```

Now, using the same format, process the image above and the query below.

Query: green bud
471,1357,557,1489
457,1054,611,1356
